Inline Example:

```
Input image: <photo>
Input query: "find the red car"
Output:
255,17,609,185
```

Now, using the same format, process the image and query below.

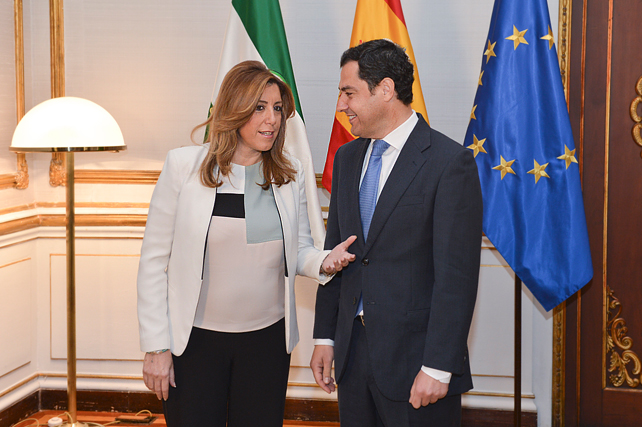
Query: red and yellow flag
322,0,428,192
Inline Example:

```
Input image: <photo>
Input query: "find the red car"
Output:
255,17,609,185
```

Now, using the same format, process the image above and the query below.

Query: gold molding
0,214,147,236
0,175,18,191
553,1,572,425
0,201,149,217
606,286,641,388
0,0,30,191
558,0,572,103
0,373,38,399
18,169,317,187
41,214,147,228
75,170,160,185
630,76,642,154
50,154,66,187
49,0,66,187
552,302,566,426
602,0,614,390
0,257,30,270
14,0,28,189
316,173,323,189
15,154,28,189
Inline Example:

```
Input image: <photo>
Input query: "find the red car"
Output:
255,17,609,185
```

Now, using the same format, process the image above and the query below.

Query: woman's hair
192,60,297,189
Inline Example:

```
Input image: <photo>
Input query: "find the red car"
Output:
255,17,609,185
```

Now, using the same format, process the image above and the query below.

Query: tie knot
371,139,389,157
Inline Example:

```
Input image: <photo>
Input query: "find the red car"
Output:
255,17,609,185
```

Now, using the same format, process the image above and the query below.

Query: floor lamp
11,97,126,427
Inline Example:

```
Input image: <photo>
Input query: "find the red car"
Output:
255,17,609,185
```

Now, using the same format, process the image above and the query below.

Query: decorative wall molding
49,154,66,187
630,76,642,154
0,214,147,236
6,169,320,189
0,175,18,191
552,303,565,427
606,286,641,388
0,0,30,191
75,170,160,185
558,0,572,103
0,202,151,236
48,0,66,187
553,1,572,425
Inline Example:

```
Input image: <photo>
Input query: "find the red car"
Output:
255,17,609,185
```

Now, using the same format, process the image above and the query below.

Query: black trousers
163,318,291,427
338,318,462,427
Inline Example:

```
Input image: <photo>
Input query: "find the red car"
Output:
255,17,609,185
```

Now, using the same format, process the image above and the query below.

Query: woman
137,60,355,426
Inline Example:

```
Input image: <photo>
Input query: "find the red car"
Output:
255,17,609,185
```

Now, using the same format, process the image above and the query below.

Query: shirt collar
371,110,418,152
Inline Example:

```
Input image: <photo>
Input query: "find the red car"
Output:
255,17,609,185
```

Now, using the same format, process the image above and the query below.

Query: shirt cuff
421,366,452,384
314,339,335,346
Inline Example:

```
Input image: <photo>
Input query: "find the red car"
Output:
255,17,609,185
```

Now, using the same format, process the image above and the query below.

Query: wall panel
50,252,142,361
0,258,32,377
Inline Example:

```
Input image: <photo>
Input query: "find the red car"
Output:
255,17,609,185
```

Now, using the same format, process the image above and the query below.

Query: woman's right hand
143,351,175,400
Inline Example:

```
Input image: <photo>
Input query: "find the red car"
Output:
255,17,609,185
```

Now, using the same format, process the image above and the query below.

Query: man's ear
379,77,396,102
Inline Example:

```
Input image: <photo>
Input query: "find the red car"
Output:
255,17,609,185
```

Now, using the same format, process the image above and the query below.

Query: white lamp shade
10,96,126,152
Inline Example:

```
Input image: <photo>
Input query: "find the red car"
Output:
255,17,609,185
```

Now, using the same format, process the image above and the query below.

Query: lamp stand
62,152,88,427
10,95,125,426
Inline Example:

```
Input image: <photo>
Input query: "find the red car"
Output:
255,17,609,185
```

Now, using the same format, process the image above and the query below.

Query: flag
209,0,325,248
464,0,593,311
321,0,428,192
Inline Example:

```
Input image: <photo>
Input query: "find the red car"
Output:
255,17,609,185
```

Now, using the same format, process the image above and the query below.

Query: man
311,39,483,426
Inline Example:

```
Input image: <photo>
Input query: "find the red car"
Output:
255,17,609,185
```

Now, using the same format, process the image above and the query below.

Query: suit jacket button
353,297,357,305
362,259,369,266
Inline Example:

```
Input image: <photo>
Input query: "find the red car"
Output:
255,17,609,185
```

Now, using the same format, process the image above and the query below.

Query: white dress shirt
316,111,452,384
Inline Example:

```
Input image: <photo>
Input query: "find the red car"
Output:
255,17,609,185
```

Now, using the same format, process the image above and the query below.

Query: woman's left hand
322,235,357,275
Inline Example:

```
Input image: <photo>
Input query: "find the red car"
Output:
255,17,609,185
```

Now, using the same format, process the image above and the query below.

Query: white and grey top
193,162,285,333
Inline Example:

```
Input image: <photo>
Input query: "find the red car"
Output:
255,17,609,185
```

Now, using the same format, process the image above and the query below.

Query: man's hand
310,345,336,393
322,235,357,275
409,369,448,409
143,351,175,400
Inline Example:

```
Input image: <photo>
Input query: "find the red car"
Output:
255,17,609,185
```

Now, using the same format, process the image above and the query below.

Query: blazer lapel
363,116,431,253
343,139,370,246
272,182,292,252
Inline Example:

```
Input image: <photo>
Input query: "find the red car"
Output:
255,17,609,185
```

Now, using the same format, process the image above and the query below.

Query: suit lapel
363,116,431,253
346,139,370,246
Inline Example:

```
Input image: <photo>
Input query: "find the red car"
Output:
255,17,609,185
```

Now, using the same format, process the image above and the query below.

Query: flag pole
515,275,522,427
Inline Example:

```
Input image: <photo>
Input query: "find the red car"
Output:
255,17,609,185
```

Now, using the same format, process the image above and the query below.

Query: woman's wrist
146,349,169,355
320,254,330,275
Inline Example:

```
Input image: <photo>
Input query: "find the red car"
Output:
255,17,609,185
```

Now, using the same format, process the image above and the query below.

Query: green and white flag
210,0,325,248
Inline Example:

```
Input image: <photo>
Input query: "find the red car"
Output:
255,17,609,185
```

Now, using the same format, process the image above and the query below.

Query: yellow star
467,135,488,158
527,160,550,183
484,40,497,63
470,105,477,120
557,145,578,169
541,26,554,49
478,70,484,86
506,25,529,50
492,156,516,179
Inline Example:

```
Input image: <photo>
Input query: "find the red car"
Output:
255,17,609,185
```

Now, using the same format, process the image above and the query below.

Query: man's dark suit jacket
314,114,483,402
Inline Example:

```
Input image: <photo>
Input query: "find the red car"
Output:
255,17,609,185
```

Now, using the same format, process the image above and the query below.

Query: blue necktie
359,139,389,239
356,139,389,316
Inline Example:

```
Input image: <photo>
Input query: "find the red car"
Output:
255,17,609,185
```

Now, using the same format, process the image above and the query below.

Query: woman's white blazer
137,144,329,355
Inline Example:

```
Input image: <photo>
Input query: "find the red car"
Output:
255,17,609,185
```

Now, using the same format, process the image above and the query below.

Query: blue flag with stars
464,0,593,311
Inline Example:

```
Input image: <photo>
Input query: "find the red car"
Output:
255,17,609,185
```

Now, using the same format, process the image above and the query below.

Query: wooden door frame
552,0,572,423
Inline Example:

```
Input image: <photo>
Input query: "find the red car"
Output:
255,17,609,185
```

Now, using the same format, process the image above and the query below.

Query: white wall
0,1,559,426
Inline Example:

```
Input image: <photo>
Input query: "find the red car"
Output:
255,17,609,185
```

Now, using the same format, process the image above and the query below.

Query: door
563,0,642,426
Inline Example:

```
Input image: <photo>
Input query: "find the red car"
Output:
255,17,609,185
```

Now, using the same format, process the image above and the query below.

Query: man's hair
340,39,414,105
